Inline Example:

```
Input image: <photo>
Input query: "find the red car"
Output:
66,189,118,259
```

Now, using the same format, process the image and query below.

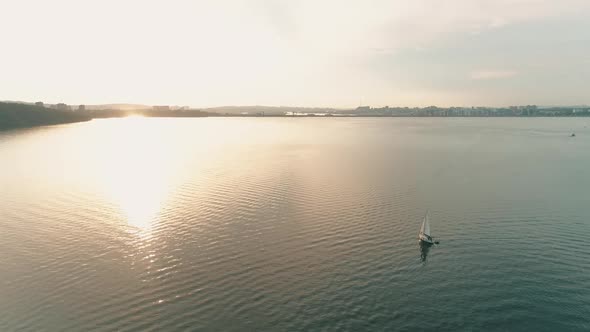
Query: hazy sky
2,0,589,107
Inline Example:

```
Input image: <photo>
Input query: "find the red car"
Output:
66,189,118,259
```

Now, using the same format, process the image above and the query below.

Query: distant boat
571,133,576,137
418,211,434,245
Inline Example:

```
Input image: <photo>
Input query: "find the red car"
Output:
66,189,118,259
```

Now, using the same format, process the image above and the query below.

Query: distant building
153,106,170,111
35,102,44,108
356,106,370,111
78,105,85,111
56,103,69,111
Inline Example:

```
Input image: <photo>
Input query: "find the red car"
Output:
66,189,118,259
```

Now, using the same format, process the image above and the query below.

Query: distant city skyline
2,0,589,108
7,100,589,110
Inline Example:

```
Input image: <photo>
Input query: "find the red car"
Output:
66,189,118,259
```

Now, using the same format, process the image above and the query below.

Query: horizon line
2,100,589,110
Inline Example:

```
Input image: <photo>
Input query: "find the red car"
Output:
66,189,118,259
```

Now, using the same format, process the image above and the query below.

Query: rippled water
1,117,589,331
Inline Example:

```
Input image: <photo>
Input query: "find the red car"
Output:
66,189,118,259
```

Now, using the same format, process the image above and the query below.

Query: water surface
1,117,589,331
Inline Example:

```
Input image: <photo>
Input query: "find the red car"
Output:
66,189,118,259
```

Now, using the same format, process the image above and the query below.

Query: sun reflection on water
82,116,267,238
93,116,177,237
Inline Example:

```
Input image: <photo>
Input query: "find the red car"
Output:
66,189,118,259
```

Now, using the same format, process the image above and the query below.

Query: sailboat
418,211,434,245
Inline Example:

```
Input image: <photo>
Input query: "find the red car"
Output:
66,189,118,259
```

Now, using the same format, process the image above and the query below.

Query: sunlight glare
95,117,176,236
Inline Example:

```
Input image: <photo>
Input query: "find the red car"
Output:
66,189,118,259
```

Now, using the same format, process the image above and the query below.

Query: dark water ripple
1,118,590,331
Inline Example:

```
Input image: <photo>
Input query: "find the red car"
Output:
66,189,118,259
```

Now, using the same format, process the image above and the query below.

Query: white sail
418,211,433,244
423,212,431,236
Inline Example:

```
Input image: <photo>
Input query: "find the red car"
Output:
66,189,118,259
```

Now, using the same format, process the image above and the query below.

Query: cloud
248,0,590,62
470,70,518,80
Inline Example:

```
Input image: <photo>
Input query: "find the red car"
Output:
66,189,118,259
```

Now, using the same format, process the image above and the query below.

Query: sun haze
2,0,589,107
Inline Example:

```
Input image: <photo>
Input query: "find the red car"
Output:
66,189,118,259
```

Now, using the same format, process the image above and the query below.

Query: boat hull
418,234,434,245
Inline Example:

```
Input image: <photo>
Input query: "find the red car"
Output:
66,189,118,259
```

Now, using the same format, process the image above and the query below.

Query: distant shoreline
0,102,91,131
208,114,590,118
2,102,590,131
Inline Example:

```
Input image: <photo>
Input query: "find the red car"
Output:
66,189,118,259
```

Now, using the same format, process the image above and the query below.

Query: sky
1,0,589,108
